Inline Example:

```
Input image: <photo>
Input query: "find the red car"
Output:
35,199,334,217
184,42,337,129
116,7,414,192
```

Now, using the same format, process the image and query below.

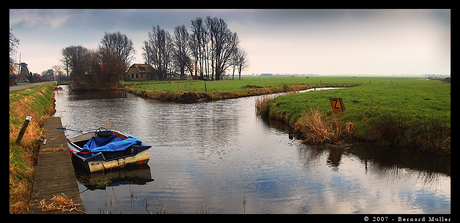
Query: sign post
329,98,345,113
16,115,32,144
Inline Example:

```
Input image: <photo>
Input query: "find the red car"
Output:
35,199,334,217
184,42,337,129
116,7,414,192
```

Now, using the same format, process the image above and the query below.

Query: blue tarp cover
82,134,141,153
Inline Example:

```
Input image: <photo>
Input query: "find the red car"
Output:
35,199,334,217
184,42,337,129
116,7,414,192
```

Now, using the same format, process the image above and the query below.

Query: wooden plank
29,117,85,214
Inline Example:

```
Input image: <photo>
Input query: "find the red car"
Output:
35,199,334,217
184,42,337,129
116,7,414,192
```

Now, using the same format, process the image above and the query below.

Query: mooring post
16,115,32,144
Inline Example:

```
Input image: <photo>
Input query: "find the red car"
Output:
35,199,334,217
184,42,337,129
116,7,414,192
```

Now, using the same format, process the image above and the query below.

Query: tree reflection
296,143,450,185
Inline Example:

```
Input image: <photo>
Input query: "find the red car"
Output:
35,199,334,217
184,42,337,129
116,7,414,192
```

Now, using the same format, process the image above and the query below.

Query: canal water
54,85,450,214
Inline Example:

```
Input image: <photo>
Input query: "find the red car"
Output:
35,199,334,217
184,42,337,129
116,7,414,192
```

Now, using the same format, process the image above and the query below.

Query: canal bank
119,76,363,103
9,82,57,214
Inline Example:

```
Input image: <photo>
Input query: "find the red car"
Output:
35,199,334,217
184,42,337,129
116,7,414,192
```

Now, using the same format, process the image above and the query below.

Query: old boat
66,128,151,173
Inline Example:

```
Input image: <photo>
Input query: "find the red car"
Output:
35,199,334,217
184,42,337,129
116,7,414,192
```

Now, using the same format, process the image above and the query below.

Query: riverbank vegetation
120,76,365,102
9,82,56,213
256,77,450,155
61,31,133,91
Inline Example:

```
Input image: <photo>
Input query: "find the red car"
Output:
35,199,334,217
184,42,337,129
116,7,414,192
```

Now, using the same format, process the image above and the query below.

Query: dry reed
255,94,277,117
296,108,352,145
39,193,86,214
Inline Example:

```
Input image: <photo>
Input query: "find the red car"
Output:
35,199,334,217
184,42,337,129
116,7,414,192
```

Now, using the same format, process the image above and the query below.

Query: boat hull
67,129,151,173
74,149,150,173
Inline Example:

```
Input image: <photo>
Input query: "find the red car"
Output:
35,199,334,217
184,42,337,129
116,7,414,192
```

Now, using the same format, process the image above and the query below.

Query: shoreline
256,78,451,156
263,107,451,156
121,83,352,103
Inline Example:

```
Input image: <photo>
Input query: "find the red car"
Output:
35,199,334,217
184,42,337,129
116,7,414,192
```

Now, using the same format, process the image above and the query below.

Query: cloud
9,9,450,75
10,9,72,28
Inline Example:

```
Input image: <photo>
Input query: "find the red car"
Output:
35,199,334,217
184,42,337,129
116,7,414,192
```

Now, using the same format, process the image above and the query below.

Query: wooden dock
29,117,85,214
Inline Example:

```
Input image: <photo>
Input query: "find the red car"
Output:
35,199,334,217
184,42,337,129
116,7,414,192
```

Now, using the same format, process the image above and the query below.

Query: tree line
61,31,134,89
61,16,248,89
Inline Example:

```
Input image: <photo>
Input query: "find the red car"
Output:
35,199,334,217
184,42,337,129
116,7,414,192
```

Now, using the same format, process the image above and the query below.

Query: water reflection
54,85,450,214
297,143,450,187
76,165,154,190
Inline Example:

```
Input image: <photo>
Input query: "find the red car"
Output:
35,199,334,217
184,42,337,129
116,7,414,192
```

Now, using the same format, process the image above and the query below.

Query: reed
294,108,353,145
255,94,278,117
369,113,411,148
413,116,451,155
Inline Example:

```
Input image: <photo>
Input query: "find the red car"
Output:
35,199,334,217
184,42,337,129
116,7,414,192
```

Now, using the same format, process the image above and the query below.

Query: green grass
120,76,369,102
269,77,450,121
260,77,451,154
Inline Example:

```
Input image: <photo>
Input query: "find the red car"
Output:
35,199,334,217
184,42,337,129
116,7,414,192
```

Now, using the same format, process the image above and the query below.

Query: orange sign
329,98,345,113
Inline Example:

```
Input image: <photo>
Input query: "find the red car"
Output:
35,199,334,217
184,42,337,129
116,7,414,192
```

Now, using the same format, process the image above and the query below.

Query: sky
9,9,451,76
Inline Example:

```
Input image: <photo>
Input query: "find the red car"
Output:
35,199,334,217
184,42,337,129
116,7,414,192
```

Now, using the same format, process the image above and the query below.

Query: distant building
126,64,155,81
17,62,30,83
18,62,29,75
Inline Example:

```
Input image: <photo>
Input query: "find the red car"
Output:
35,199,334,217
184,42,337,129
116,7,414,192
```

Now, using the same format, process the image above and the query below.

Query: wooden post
369,99,373,112
16,115,32,144
204,83,207,93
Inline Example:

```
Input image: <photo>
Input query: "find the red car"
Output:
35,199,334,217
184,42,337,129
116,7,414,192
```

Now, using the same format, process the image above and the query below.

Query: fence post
369,99,373,112
16,115,32,144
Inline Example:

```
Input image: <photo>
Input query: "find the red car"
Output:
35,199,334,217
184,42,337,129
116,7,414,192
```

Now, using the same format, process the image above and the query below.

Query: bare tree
9,29,20,57
10,29,20,83
99,31,135,70
190,17,207,79
142,16,247,81
102,48,127,82
52,64,67,82
143,25,174,81
61,45,89,85
188,32,199,80
173,25,191,79
60,47,71,77
236,48,249,80
207,17,239,80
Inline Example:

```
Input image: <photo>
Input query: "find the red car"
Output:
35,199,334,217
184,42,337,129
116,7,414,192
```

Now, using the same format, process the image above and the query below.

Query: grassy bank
120,76,366,102
257,77,450,155
9,82,56,214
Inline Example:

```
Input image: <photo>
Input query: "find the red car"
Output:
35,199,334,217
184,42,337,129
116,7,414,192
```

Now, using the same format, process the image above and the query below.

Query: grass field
120,76,367,102
9,82,56,213
257,77,450,154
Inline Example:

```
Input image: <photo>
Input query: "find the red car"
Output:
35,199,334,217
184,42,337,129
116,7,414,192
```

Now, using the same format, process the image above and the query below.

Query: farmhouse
126,64,155,81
